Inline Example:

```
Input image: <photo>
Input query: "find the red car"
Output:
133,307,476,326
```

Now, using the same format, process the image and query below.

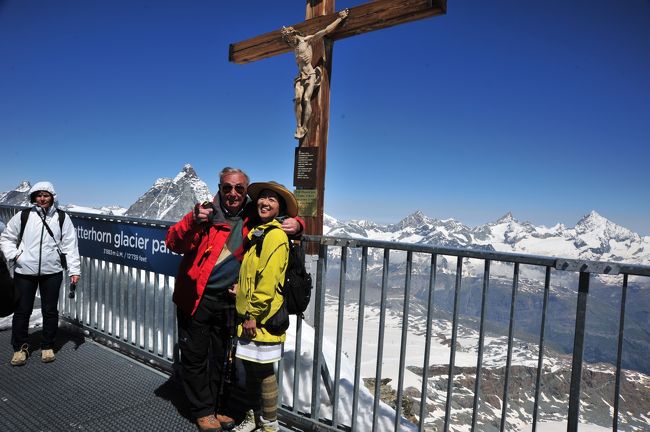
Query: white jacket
0,206,81,276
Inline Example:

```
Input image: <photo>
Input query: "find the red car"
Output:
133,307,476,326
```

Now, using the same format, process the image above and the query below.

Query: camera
201,201,215,224
68,282,77,299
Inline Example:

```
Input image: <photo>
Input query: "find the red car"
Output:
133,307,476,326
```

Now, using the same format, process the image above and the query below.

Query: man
165,167,302,432
281,8,349,139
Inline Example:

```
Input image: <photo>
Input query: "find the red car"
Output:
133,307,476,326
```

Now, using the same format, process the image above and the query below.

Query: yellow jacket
236,220,288,343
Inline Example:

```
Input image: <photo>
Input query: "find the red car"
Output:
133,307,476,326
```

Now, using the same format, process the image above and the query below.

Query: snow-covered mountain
0,181,31,206
326,300,650,431
64,204,128,216
324,210,650,265
319,211,650,380
0,164,211,221
2,170,646,267
0,181,128,217
123,164,212,221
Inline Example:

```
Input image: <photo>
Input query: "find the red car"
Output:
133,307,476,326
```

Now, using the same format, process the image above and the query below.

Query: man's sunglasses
219,183,246,194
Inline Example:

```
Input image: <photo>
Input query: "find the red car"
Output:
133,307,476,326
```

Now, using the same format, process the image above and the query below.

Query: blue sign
71,216,181,277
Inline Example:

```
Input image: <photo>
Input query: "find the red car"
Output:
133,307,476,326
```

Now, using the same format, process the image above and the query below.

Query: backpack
18,208,66,244
0,252,19,318
248,225,313,318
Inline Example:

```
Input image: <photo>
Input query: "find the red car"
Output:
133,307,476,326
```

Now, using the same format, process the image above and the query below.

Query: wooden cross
229,0,447,237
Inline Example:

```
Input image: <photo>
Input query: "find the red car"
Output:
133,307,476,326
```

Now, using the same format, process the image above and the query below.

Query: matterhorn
124,164,212,221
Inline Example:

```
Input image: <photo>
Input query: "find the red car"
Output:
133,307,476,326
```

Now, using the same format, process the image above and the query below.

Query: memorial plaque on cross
229,0,447,237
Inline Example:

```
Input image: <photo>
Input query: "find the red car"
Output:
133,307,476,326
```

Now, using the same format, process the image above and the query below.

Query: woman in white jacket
0,181,80,366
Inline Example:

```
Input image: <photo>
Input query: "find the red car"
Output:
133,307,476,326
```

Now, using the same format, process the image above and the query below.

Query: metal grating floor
0,325,197,431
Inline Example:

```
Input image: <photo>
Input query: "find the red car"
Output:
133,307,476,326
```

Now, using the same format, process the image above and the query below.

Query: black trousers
177,291,235,419
11,272,63,351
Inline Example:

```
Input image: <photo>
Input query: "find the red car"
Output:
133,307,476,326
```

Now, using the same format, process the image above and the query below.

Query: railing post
331,246,348,427
444,257,463,431
612,274,628,432
310,242,328,422
568,271,590,432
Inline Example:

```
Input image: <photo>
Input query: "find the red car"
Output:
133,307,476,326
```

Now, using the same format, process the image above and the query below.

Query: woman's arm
60,212,81,278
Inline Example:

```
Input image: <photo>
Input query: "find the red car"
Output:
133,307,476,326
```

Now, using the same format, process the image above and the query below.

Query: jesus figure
281,9,349,140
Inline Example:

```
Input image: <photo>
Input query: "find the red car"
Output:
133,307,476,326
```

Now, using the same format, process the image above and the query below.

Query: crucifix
229,0,447,237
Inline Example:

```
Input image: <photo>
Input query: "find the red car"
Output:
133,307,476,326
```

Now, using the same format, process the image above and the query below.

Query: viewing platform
0,324,197,431
1,204,649,431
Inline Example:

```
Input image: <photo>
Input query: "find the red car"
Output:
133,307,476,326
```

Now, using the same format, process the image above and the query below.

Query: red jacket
166,205,254,315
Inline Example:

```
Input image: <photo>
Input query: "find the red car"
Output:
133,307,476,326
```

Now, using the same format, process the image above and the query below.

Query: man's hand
227,284,238,299
281,217,302,236
339,9,349,19
194,202,214,224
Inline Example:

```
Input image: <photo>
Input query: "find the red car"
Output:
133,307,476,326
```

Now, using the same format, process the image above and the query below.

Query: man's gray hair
219,167,250,185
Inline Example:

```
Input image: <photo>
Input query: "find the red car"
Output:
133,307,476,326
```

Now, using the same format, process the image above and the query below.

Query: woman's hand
70,275,80,284
243,318,257,339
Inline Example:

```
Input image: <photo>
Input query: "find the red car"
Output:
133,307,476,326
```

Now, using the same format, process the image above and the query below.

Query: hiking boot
10,344,29,366
232,410,256,432
216,414,235,430
255,416,279,432
41,349,56,363
197,414,222,432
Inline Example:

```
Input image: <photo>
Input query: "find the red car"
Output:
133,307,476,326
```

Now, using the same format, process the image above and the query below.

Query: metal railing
2,204,649,431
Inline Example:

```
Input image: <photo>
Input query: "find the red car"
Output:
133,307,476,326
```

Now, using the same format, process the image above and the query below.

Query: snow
283,315,417,431
0,311,42,331
2,299,640,431
64,204,128,216
322,300,566,388
517,421,610,431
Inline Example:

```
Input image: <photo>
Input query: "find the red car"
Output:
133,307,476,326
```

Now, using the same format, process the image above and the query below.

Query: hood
28,181,57,203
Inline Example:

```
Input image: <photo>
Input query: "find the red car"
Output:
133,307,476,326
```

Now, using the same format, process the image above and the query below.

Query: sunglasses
219,183,246,194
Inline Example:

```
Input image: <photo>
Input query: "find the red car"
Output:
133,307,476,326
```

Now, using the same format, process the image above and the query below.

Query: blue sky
1,1,649,234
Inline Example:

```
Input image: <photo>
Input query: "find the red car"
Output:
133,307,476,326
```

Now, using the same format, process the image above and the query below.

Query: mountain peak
496,212,515,223
16,181,31,192
174,164,198,182
392,210,434,230
575,210,638,244
125,165,212,221
580,210,605,222
576,210,609,230
0,181,32,206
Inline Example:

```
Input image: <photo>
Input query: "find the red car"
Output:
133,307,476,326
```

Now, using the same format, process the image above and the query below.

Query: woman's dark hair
278,196,287,217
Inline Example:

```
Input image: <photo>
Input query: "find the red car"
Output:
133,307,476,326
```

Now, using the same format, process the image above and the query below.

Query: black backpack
0,252,19,318
248,226,313,317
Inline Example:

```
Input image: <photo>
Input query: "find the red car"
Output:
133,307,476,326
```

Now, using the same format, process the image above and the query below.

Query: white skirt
235,338,283,364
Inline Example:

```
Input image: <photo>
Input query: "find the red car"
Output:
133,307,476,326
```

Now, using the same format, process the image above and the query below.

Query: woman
0,181,81,366
231,181,298,432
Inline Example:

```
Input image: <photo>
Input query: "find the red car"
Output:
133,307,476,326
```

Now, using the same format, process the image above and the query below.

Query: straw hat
247,181,298,218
